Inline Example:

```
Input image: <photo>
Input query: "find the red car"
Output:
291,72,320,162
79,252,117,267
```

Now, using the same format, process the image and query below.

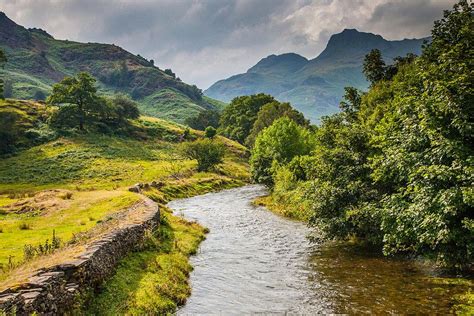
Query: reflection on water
168,185,472,314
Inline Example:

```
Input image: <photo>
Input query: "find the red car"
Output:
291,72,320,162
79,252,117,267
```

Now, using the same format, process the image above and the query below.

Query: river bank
169,185,473,314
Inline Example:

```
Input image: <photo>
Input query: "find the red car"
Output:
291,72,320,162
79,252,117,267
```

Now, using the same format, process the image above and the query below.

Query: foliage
254,1,473,267
219,93,275,144
47,73,140,130
204,126,217,138
250,117,313,186
180,139,226,172
47,72,107,130
245,101,309,147
0,16,218,123
185,109,220,130
110,93,140,121
363,49,386,85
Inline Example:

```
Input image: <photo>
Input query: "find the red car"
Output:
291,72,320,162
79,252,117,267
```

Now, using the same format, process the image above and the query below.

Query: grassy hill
0,99,248,312
0,12,223,124
205,29,427,122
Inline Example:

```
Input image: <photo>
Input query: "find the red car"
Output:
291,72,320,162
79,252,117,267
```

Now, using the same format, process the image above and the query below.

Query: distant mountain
205,29,428,122
0,12,222,123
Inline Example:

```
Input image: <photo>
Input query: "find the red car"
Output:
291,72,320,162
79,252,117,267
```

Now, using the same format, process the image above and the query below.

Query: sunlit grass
0,190,140,267
86,208,206,314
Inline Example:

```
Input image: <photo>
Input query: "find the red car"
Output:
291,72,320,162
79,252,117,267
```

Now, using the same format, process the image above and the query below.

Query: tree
363,49,386,85
204,126,217,138
185,110,220,130
180,139,225,171
47,72,105,130
0,48,7,99
110,94,140,121
246,101,309,147
339,87,362,122
164,68,176,78
219,93,275,144
250,117,313,186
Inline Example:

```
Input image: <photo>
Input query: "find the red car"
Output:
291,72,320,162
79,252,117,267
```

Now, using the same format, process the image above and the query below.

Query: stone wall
0,198,159,315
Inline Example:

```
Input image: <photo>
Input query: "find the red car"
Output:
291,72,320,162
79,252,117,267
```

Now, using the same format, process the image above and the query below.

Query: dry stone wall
0,198,159,315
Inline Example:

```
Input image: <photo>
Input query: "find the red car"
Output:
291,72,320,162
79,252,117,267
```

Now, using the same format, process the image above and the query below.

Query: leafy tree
180,139,225,171
164,68,176,78
250,117,313,186
370,0,474,265
339,87,362,121
110,94,140,121
219,93,275,144
253,0,473,267
363,49,386,85
185,110,220,130
204,126,217,138
246,101,309,148
47,72,106,130
0,48,7,99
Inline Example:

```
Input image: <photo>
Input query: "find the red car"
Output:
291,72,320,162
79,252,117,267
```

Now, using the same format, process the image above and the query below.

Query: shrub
250,117,314,186
180,139,225,172
204,126,217,138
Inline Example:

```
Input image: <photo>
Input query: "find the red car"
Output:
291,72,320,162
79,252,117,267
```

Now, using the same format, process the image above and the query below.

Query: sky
1,0,454,89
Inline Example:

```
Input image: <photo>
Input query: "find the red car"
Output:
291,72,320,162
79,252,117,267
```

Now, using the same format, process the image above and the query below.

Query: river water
168,185,471,315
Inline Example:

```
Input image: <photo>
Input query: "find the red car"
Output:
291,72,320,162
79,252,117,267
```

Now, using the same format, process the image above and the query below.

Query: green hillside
205,29,427,122
0,12,222,124
0,98,248,313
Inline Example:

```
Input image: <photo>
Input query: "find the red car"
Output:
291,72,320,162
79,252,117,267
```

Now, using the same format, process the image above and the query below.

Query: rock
128,185,140,193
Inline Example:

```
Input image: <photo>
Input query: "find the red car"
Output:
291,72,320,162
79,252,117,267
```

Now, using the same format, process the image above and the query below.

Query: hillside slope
0,12,220,123
205,29,427,122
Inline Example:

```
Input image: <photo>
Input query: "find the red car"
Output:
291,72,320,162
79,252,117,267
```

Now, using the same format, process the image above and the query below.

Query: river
168,185,471,314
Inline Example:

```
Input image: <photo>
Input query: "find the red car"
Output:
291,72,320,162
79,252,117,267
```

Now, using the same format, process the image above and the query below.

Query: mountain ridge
0,12,220,123
205,28,428,122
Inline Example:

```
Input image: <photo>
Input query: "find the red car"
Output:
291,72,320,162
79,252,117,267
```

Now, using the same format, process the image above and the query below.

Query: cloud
0,0,453,88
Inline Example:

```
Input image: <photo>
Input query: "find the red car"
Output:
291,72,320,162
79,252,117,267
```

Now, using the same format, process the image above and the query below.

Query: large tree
245,101,309,148
47,72,105,130
250,117,313,186
219,93,275,144
363,49,386,85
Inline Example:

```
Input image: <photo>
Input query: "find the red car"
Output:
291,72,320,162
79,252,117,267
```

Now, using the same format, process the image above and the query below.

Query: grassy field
0,99,249,313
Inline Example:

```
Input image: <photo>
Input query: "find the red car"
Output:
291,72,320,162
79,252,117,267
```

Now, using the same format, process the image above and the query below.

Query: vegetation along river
168,185,472,314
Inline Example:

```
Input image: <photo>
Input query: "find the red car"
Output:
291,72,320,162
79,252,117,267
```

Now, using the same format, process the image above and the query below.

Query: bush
204,126,217,138
180,139,225,171
250,117,313,186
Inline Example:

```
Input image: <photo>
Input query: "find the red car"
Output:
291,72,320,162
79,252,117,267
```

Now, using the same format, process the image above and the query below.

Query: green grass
1,19,225,123
140,88,207,124
0,99,249,311
0,190,140,267
86,208,207,315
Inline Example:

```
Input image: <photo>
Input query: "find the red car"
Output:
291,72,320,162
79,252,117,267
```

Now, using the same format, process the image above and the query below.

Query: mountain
205,29,427,122
0,12,221,124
